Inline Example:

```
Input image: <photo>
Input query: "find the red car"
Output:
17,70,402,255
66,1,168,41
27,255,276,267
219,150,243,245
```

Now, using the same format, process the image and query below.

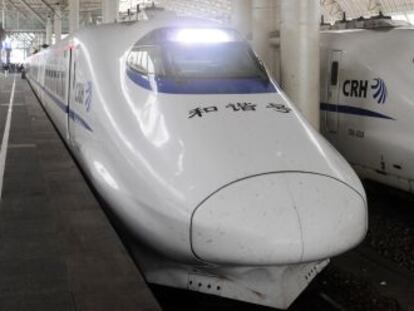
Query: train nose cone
190,172,367,265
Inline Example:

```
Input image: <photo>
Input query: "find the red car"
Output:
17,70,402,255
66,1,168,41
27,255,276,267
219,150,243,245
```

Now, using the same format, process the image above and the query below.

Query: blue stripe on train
320,102,394,120
126,67,278,94
30,78,93,132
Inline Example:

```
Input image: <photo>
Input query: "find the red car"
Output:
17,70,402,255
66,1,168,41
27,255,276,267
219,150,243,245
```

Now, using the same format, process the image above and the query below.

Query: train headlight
171,28,233,44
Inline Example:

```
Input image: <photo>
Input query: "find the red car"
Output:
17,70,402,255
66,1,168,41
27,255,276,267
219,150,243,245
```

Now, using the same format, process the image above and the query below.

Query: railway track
149,281,350,311
308,180,414,311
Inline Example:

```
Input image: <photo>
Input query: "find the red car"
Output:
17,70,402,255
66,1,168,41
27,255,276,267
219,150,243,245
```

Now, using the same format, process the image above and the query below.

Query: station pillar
280,0,320,130
2,0,5,29
54,7,62,43
39,33,45,46
252,0,280,80
102,0,119,24
69,0,79,34
231,0,252,40
86,12,93,25
45,16,52,45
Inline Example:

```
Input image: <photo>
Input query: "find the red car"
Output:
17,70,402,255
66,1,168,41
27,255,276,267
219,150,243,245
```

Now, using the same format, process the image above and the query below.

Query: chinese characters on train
188,102,292,119
74,81,93,112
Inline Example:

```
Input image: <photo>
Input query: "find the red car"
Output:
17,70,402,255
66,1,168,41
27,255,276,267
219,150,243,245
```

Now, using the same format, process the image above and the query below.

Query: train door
324,50,343,134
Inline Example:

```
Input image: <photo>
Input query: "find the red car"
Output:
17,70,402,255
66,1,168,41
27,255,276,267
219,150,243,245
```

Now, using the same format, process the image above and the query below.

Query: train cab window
127,47,165,76
148,48,164,75
330,61,339,86
127,28,268,81
128,50,147,73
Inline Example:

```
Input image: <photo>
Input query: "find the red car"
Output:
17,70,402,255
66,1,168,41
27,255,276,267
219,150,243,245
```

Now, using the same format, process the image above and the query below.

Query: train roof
321,25,414,36
29,15,228,59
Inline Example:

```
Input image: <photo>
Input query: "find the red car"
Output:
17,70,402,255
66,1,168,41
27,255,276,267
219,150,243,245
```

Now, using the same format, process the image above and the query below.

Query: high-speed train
26,15,367,309
321,21,414,194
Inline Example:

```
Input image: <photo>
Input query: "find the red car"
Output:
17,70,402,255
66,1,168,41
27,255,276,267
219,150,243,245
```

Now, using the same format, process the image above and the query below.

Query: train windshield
128,28,269,80
163,42,266,79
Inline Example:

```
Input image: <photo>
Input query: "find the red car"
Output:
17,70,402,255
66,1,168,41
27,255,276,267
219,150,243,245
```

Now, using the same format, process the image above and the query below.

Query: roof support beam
39,0,61,18
6,0,29,19
14,0,46,26
39,0,54,13
6,28,45,33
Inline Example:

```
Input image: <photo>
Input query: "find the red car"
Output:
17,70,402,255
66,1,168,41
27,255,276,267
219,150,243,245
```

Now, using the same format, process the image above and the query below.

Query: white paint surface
0,76,16,198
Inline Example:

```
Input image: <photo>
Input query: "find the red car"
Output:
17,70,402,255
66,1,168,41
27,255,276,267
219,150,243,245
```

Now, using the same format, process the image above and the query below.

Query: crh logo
342,78,387,104
371,78,387,104
343,80,369,98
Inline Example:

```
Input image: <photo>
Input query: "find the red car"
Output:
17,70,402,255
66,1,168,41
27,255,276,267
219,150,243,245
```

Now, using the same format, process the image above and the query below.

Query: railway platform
0,74,161,311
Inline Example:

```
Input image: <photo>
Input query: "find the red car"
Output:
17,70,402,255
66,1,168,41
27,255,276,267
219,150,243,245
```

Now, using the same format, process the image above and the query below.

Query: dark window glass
330,61,339,86
127,46,165,75
163,42,263,79
127,49,148,74
127,27,268,80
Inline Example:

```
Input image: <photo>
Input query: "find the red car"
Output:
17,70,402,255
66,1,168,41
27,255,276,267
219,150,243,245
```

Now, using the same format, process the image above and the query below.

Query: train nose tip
190,172,367,265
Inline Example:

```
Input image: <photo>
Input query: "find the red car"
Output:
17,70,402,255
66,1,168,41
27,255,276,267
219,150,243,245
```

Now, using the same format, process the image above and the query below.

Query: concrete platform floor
0,74,161,311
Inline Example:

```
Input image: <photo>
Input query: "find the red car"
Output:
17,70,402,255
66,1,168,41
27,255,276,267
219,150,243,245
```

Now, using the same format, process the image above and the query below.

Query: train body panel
321,28,414,192
26,17,368,309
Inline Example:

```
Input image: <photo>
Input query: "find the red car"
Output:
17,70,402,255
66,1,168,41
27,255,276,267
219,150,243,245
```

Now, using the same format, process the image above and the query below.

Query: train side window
141,51,148,72
128,49,148,74
147,56,154,74
127,46,165,76
330,61,339,86
147,47,165,76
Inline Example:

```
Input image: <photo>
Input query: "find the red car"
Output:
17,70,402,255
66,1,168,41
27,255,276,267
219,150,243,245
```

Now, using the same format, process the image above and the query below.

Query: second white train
321,22,414,193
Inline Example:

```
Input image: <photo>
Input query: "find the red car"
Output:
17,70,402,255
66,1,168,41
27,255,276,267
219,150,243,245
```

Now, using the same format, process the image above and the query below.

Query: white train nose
190,172,367,265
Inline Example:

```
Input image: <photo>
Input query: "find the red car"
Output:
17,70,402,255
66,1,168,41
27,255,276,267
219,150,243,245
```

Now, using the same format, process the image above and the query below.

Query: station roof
322,0,414,22
3,0,414,35
2,0,102,33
